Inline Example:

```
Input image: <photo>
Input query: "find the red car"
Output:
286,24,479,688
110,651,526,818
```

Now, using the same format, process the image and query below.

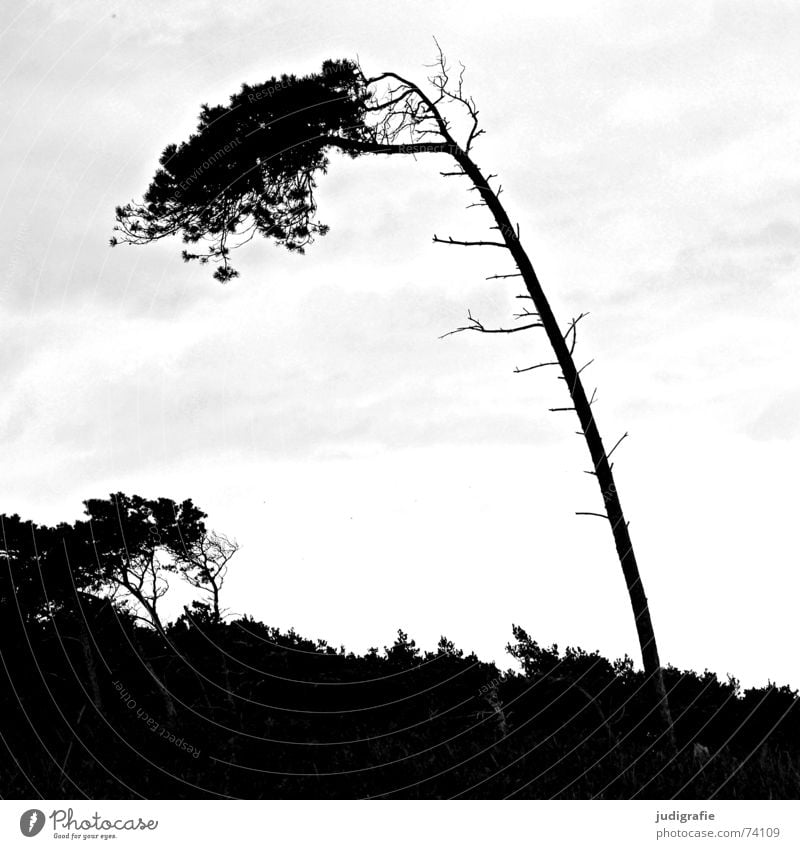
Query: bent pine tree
113,50,675,745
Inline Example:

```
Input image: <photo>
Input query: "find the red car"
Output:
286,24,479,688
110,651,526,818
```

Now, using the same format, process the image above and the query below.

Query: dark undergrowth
1,611,797,799
2,497,796,799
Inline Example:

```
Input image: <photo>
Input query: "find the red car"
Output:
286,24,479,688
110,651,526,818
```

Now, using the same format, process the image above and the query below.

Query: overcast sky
2,0,799,689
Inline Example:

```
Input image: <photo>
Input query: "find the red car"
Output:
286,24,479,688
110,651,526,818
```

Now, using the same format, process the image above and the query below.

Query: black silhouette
113,49,672,739
81,494,208,635
0,497,798,798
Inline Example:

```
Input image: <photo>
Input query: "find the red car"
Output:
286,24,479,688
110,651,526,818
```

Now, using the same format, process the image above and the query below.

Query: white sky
2,0,799,689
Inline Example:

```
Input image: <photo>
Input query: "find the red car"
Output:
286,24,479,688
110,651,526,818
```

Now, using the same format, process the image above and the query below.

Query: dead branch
564,312,590,355
606,432,629,460
433,235,507,248
514,361,558,374
441,309,543,339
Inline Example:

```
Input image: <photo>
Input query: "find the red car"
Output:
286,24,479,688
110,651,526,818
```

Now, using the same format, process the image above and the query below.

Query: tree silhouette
1,513,115,713
113,49,674,743
0,514,90,623
175,530,238,622
2,497,798,798
82,493,207,635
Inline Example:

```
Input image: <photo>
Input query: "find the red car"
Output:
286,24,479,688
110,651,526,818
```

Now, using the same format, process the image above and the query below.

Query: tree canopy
112,60,372,280
1,493,224,631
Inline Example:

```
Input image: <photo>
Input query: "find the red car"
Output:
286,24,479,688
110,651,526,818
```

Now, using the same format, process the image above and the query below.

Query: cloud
3,0,800,688
747,389,800,442
3,280,560,484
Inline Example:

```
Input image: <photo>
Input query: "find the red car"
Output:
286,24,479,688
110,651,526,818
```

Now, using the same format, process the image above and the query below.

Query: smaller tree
81,493,207,634
175,530,238,622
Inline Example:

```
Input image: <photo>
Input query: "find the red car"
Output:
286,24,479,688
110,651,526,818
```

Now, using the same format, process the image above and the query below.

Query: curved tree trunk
111,55,675,747
341,129,676,744
450,147,675,746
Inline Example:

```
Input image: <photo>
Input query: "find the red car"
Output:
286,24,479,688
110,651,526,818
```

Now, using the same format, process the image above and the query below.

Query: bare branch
432,235,507,248
564,312,590,355
607,431,629,460
514,361,558,374
440,309,543,339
